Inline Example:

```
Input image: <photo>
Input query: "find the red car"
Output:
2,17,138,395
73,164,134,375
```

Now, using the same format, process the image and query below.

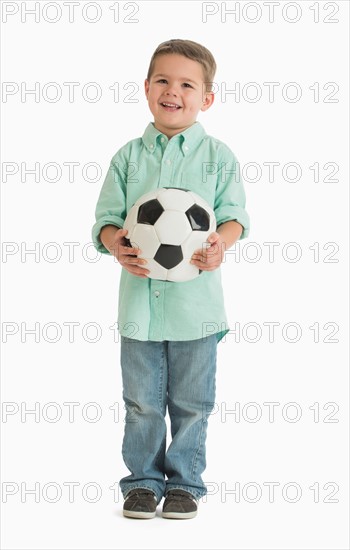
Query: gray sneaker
123,489,157,519
162,489,198,519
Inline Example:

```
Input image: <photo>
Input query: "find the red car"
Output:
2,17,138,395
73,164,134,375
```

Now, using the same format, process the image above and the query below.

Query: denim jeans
119,334,217,504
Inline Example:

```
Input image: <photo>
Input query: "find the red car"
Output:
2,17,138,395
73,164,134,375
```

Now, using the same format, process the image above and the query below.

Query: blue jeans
119,335,217,504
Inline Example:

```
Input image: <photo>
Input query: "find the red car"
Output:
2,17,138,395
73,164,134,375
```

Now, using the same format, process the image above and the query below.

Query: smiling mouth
160,102,182,109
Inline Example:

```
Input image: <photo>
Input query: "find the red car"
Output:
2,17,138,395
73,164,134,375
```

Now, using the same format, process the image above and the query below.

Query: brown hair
146,39,217,92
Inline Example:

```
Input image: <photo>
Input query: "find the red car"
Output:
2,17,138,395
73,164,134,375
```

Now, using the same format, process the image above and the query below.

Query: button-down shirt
92,121,250,342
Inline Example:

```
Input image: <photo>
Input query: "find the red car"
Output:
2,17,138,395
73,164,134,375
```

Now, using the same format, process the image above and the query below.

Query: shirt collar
142,121,206,156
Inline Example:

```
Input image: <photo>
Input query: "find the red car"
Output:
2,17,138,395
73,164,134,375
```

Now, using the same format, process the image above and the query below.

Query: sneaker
162,489,198,519
123,488,157,519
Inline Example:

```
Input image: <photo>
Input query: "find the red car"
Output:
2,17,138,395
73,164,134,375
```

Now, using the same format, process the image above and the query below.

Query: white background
1,1,349,549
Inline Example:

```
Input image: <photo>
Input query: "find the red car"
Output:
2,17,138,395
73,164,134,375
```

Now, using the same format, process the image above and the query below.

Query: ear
144,79,150,99
201,92,214,112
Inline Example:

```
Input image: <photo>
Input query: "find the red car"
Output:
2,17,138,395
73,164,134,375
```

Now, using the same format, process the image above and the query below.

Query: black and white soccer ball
123,187,216,282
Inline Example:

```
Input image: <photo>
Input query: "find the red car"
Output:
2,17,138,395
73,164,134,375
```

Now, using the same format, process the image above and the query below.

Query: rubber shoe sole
123,509,156,519
162,509,197,519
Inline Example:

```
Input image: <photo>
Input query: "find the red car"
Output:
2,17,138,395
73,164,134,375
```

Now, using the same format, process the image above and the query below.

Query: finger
191,258,205,267
191,253,200,259
119,248,143,260
109,243,140,257
207,231,220,243
191,253,207,263
124,265,150,277
121,245,142,255
191,256,218,267
192,246,217,263
206,242,220,254
122,256,148,266
193,242,211,256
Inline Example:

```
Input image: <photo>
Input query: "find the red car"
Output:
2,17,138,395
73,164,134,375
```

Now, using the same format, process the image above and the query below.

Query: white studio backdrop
1,1,349,549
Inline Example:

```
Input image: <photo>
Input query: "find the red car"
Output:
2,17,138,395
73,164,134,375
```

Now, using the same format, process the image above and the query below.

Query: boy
91,39,250,519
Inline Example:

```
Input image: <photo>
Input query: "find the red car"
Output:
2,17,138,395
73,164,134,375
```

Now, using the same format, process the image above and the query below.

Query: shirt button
149,144,154,149
184,145,189,151
160,137,165,142
154,291,160,297
165,159,171,165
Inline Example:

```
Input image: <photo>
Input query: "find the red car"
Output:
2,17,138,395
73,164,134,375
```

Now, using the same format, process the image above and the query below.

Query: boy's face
144,54,214,139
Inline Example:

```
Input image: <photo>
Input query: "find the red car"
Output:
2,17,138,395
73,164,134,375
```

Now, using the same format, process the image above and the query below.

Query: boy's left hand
190,232,224,271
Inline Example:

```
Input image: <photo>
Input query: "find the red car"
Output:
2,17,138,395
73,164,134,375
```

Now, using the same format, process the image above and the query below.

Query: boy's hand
100,227,150,278
190,232,224,271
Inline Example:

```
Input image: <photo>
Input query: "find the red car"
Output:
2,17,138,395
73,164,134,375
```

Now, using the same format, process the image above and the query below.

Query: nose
165,83,178,96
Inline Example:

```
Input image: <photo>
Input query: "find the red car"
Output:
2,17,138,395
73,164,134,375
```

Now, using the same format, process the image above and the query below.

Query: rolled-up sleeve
91,150,128,254
214,145,250,239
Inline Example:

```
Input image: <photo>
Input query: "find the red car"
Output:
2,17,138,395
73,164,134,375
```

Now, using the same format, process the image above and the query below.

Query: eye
156,79,167,84
182,83,193,88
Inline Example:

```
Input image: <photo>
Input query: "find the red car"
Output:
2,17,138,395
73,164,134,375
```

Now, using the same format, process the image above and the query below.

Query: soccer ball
123,187,216,282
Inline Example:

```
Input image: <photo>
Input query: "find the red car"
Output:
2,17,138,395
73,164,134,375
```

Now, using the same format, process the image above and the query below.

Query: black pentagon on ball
154,244,183,270
137,199,164,225
185,204,210,231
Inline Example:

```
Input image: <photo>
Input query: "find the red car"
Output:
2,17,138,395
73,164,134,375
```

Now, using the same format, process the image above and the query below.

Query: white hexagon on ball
154,210,191,246
129,224,160,259
157,188,194,212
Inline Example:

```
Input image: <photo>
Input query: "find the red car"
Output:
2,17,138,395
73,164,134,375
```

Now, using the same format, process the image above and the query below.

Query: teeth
162,102,179,108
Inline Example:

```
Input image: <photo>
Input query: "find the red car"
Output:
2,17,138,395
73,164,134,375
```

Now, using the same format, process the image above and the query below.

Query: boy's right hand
100,226,150,278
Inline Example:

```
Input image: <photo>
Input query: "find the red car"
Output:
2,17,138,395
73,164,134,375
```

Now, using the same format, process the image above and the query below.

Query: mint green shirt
92,121,250,342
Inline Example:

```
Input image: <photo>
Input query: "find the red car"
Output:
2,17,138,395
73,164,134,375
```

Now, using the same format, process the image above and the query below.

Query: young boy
91,39,250,519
